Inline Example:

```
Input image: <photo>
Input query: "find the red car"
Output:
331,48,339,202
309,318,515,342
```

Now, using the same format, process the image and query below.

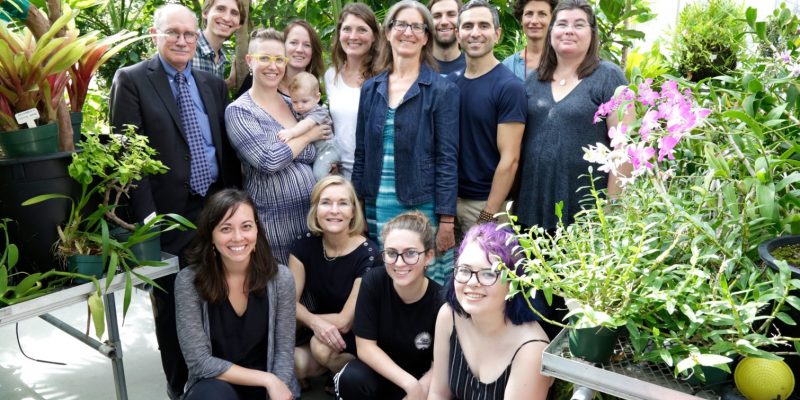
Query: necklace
322,241,338,262
558,78,566,86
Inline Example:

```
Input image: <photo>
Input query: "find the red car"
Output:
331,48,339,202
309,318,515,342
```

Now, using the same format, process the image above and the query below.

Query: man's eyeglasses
382,249,426,265
453,266,500,286
249,54,289,67
391,20,427,34
159,30,200,44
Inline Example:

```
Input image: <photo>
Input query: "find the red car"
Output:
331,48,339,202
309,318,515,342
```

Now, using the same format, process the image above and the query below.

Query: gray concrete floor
0,289,330,399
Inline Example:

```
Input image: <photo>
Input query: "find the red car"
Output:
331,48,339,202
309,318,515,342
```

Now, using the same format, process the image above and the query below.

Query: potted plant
66,30,143,145
0,217,106,336
508,68,800,387
23,124,194,316
0,10,85,157
671,0,747,82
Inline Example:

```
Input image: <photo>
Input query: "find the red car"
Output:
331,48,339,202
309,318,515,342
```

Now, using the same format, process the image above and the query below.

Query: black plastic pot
759,235,800,274
0,151,80,274
0,123,59,158
686,363,732,387
568,324,621,363
758,235,800,377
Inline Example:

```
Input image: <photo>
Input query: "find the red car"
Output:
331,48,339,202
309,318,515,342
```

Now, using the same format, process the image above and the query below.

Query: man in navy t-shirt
428,0,466,76
449,0,526,235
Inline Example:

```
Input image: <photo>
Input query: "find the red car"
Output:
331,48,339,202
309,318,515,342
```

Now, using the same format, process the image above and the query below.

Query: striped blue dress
225,91,316,264
366,108,454,285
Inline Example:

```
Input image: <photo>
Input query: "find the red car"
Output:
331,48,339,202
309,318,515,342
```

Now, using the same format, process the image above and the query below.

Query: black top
516,61,627,229
448,321,548,399
437,53,466,76
290,234,381,314
208,291,269,371
353,267,444,378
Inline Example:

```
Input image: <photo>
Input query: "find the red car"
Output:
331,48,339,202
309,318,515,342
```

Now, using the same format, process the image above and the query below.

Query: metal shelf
0,254,179,400
541,329,721,400
0,255,178,327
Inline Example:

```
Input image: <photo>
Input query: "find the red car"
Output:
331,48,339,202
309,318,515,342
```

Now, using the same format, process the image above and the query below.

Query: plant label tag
15,108,39,128
144,212,156,225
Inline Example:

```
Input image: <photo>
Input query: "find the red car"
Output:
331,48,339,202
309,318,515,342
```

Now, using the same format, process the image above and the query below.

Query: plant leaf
7,244,18,270
21,193,71,206
695,354,732,368
676,356,697,374
88,291,105,338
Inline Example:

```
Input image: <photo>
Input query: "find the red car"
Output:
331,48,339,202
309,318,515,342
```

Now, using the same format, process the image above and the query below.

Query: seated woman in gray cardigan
175,189,299,400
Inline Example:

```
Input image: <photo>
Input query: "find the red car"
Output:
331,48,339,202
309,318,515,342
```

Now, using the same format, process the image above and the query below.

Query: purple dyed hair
445,222,547,325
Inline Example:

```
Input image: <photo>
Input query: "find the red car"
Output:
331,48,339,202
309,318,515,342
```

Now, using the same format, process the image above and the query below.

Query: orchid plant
584,78,711,187
507,68,799,380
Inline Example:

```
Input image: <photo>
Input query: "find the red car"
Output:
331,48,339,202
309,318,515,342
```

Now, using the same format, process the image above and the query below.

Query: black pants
152,274,188,399
334,359,406,400
183,378,266,400
152,191,207,399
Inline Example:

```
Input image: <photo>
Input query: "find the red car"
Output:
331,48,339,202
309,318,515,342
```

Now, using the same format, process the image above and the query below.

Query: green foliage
507,4,800,379
595,0,654,67
756,3,800,58
74,0,163,87
0,218,104,336
624,41,670,81
23,124,192,326
671,0,747,82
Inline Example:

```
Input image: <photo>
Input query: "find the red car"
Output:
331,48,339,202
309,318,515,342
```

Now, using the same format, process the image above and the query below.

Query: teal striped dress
366,108,454,285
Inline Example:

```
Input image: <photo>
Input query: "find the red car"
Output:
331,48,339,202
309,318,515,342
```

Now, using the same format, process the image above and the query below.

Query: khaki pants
456,198,512,238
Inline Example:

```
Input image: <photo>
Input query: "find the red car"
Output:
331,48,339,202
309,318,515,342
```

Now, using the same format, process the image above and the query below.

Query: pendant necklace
322,241,338,262
558,78,566,86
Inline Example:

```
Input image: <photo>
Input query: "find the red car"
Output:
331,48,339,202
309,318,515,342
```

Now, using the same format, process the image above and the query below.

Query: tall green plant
671,0,747,82
594,0,654,68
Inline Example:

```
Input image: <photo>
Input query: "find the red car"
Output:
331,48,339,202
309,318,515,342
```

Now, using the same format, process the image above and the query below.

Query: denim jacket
352,63,459,216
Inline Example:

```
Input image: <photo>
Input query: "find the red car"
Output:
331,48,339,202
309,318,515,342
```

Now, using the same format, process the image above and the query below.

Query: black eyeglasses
159,29,200,44
382,249,426,265
391,20,427,34
453,266,500,286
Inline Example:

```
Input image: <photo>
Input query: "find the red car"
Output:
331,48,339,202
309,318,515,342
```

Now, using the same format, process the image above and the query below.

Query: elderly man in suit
109,4,241,398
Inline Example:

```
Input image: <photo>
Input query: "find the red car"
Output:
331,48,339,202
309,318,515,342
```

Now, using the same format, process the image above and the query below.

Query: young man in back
193,0,245,88
428,0,466,75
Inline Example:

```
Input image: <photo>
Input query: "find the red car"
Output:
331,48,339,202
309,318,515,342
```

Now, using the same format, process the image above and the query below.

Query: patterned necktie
174,72,213,196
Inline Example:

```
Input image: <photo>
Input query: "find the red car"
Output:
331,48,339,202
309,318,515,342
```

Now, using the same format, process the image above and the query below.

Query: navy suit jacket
109,55,241,254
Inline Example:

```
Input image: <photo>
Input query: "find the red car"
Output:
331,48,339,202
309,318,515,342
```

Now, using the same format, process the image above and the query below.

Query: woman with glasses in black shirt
334,211,444,400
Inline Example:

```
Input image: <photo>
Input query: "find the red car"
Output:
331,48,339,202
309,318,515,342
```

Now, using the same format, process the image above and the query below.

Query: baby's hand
277,129,293,143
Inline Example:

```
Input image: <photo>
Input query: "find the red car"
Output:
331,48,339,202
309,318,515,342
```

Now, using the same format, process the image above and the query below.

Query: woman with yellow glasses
225,28,332,264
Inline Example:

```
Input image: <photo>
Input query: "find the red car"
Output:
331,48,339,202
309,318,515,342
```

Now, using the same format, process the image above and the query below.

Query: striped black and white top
448,323,549,399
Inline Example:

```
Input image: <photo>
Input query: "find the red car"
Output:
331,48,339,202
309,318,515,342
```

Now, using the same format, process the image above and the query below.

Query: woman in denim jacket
352,0,459,286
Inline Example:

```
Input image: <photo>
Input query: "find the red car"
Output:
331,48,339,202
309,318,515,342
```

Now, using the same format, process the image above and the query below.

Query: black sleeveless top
448,319,549,399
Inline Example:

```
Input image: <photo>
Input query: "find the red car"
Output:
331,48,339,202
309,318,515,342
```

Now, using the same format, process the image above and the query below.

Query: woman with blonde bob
288,176,382,390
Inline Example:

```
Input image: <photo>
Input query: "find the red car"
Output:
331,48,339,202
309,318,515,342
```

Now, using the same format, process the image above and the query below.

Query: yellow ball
734,357,795,400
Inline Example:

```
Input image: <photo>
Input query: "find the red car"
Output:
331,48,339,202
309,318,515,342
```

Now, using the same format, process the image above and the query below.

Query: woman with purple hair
428,223,553,400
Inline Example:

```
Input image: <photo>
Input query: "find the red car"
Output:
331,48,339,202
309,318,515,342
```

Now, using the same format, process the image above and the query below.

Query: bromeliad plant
0,11,84,131
66,30,142,113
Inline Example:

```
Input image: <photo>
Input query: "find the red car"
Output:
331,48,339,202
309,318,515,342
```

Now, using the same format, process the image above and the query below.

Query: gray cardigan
174,264,300,398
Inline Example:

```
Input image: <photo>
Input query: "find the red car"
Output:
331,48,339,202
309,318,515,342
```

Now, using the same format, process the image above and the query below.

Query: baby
278,72,341,180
